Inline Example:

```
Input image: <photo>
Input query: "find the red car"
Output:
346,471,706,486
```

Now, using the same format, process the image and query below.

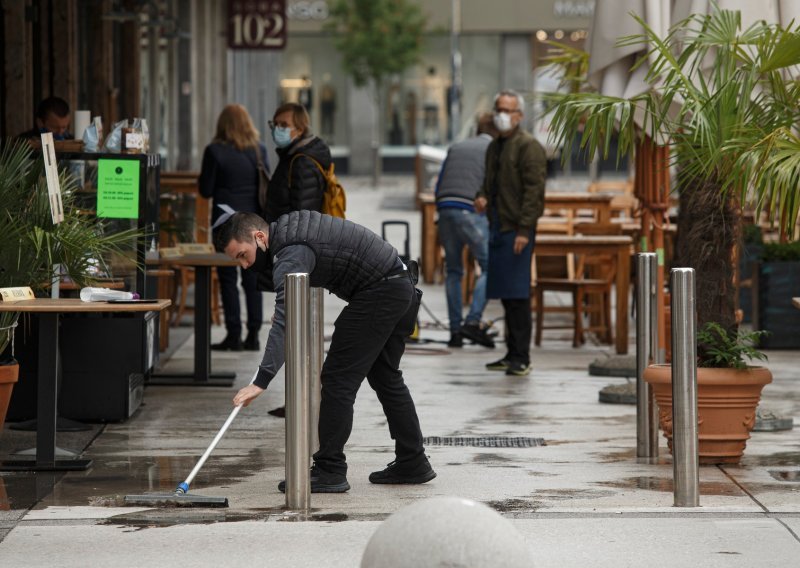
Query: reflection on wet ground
1,446,281,511
768,469,800,482
596,477,745,496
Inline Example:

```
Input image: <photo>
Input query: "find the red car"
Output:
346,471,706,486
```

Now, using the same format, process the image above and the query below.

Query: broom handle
182,403,243,488
180,371,258,490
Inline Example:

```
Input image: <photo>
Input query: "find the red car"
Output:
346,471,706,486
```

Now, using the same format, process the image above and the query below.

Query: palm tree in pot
545,9,800,462
0,140,136,433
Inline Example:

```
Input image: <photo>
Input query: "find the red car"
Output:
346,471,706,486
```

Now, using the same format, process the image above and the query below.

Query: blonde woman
199,104,270,351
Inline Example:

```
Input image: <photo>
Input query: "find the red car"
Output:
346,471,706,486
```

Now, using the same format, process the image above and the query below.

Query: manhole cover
424,436,545,448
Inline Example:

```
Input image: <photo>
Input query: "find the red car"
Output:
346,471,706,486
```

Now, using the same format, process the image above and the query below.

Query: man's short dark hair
36,97,70,120
213,212,269,252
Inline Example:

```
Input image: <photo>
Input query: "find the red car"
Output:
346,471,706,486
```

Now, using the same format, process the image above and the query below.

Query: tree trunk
675,176,740,337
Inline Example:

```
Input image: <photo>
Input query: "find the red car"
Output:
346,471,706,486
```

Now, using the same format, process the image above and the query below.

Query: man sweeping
214,210,436,493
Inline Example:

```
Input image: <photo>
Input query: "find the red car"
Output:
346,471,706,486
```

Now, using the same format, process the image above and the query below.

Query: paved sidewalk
1,176,799,567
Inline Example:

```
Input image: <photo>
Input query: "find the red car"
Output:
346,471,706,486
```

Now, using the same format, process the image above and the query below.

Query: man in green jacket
475,89,546,376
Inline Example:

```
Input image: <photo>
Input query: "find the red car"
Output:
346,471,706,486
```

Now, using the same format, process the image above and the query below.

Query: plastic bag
102,119,129,153
83,124,100,152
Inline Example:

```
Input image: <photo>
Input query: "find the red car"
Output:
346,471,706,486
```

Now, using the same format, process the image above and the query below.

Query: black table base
148,371,235,387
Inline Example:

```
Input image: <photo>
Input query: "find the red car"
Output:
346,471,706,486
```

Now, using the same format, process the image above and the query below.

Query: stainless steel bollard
670,268,699,507
285,273,311,510
650,258,664,365
309,287,324,455
636,253,658,458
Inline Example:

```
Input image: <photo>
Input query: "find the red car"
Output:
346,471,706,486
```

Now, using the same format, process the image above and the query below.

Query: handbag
255,146,270,213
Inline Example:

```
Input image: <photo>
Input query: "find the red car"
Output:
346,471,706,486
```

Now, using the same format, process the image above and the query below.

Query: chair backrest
573,223,622,283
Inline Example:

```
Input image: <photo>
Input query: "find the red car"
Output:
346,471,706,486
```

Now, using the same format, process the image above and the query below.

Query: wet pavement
2,176,800,566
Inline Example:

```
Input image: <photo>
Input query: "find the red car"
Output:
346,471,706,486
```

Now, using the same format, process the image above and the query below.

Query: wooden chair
533,223,621,347
159,173,222,328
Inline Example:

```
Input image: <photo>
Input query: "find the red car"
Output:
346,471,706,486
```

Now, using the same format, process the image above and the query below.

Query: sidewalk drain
424,436,546,448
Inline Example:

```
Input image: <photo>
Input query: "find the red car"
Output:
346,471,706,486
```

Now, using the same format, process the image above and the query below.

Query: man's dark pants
313,275,425,476
502,298,532,365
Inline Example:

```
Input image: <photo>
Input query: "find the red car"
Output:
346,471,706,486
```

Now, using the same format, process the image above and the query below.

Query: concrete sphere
361,496,532,568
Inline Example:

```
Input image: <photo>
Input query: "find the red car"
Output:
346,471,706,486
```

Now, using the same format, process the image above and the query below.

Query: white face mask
493,111,513,132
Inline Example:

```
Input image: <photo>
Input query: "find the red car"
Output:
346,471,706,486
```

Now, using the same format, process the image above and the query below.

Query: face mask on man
248,235,270,273
272,126,293,148
493,112,513,133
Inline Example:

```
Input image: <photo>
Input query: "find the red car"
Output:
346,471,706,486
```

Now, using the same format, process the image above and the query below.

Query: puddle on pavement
768,469,800,482
0,446,282,511
744,452,800,467
103,508,387,529
596,477,744,496
471,453,521,468
533,488,615,501
485,498,540,513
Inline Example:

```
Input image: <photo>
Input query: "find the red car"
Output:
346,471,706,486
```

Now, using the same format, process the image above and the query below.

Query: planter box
753,261,800,349
644,364,772,464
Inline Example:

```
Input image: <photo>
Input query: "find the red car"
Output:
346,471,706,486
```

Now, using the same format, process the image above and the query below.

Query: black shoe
243,332,259,351
369,458,437,485
211,335,243,351
460,322,496,348
447,332,463,348
268,406,286,418
485,358,509,371
278,466,350,493
506,361,531,376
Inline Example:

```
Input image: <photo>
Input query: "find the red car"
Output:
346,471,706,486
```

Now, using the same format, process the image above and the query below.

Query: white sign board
40,132,64,224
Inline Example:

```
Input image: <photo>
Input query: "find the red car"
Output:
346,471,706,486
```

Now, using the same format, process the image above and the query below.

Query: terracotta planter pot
0,361,19,435
643,364,772,464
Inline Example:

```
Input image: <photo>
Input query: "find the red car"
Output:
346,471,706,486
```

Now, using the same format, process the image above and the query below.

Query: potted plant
753,241,800,347
0,140,136,434
644,323,771,464
545,9,800,460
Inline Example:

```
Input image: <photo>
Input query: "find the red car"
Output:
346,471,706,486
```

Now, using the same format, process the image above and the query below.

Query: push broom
124,371,258,508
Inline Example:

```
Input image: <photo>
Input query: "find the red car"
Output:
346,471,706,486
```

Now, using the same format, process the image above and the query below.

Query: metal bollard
285,273,311,510
309,287,324,455
636,253,658,458
670,268,699,507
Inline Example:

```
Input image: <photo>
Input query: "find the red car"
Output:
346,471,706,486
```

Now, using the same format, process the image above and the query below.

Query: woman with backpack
263,102,331,417
263,102,331,223
199,104,269,352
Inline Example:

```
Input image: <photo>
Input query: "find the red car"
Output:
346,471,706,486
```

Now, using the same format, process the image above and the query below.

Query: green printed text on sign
97,159,139,219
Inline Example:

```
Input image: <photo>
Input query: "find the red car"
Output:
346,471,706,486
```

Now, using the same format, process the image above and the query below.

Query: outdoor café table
146,253,238,387
544,193,615,224
0,298,170,472
534,234,633,354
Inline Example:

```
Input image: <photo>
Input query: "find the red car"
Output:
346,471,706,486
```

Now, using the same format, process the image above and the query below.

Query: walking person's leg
213,265,243,350
240,266,262,350
437,209,466,346
459,213,495,348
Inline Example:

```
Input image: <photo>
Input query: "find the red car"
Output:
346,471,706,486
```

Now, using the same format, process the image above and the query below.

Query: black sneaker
447,333,463,348
485,358,509,371
268,406,286,418
460,322,495,348
369,459,437,485
243,332,259,351
278,466,350,493
211,335,243,351
506,361,531,376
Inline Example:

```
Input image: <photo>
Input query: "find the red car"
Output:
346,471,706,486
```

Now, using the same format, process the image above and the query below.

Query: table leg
0,313,91,472
615,247,631,354
149,265,234,387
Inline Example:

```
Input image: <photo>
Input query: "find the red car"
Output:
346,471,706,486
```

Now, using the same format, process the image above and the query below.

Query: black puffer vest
269,210,399,301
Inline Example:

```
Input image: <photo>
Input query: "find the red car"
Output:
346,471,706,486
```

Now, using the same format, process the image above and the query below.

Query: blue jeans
437,208,489,333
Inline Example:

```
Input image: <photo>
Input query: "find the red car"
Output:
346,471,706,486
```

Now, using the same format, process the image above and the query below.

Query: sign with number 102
228,0,287,50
